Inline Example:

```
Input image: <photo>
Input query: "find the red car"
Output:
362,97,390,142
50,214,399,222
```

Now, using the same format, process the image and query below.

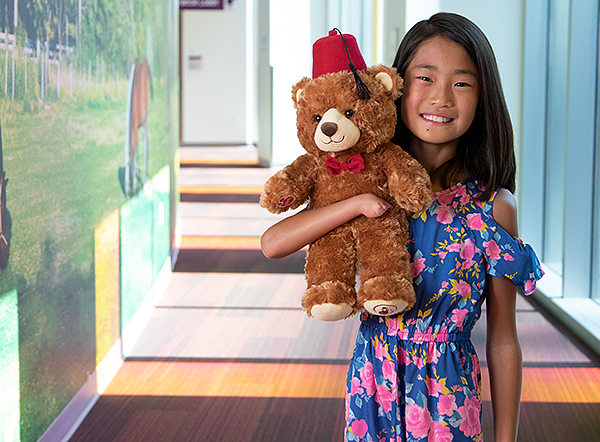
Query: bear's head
291,65,403,159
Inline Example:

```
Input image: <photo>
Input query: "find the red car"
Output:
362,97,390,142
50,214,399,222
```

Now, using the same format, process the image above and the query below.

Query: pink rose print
411,256,426,278
375,341,387,360
406,403,432,439
437,394,458,417
400,347,411,365
524,280,535,295
382,359,396,382
428,422,454,442
451,309,469,330
447,243,461,253
426,377,444,397
446,242,460,252
375,383,394,413
455,280,471,298
456,185,467,196
438,251,447,260
387,317,400,336
466,213,484,230
438,192,455,205
360,362,376,396
350,376,364,395
350,419,369,439
483,239,501,260
425,342,441,364
460,239,477,269
412,355,425,369
458,396,482,437
436,205,455,225
502,252,515,261
471,367,480,391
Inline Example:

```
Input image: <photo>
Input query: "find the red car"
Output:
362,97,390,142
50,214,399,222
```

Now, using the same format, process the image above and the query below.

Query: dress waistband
394,330,471,342
362,320,471,343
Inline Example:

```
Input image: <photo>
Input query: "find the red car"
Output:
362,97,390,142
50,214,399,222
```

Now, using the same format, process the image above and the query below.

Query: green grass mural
0,289,19,442
0,0,179,440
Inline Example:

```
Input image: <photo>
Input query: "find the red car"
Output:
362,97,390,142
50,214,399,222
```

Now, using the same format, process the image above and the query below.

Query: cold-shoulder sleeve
461,190,544,296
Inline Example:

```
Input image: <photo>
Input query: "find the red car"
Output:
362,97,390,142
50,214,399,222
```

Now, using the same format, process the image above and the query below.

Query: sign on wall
180,0,224,9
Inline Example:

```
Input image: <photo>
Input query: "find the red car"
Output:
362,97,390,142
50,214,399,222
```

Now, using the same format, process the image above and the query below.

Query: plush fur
260,65,432,321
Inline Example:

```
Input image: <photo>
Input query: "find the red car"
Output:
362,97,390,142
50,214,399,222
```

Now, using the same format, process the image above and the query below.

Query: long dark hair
392,12,515,201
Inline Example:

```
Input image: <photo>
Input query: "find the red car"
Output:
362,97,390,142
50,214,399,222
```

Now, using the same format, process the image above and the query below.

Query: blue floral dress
345,177,544,441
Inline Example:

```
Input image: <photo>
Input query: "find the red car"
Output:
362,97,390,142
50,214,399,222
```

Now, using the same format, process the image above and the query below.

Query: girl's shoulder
489,188,518,237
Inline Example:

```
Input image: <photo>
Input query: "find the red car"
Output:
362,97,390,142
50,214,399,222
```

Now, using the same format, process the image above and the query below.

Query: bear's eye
314,115,322,122
345,109,354,118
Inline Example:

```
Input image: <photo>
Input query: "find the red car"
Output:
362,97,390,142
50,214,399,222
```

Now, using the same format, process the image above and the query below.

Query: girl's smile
401,36,479,159
421,113,454,124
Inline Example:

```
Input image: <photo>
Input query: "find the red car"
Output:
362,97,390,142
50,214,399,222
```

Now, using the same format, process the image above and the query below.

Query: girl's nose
430,83,454,107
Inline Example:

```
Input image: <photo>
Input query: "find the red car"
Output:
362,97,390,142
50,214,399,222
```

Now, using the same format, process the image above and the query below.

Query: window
542,0,570,277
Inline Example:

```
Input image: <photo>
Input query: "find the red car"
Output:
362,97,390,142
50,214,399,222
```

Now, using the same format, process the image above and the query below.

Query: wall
0,0,179,440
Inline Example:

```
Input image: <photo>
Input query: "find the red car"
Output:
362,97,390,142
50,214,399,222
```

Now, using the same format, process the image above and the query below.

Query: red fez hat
312,29,367,79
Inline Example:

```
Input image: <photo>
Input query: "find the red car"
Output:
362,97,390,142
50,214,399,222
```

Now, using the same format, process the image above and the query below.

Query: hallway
69,147,600,441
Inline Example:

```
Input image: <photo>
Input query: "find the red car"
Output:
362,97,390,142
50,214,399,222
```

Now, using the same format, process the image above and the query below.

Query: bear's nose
321,122,338,137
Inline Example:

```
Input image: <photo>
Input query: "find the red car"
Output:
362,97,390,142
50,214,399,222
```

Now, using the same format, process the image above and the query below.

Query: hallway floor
69,146,600,441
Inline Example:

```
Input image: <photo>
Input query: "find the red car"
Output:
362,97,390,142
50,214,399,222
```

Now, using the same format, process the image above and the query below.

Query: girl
261,12,543,442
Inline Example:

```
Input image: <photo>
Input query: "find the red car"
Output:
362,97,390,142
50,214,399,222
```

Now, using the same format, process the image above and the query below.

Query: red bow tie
325,153,365,175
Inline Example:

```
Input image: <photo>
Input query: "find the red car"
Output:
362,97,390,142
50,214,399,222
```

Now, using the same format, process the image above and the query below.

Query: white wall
269,0,312,165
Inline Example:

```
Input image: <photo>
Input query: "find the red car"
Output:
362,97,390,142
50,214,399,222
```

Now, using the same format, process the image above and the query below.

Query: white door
181,6,247,145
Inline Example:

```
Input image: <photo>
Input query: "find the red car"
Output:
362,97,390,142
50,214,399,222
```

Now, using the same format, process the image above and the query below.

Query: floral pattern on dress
345,177,544,441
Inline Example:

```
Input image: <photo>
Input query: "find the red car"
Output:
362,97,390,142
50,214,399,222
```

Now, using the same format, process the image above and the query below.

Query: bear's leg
355,213,415,316
302,225,357,321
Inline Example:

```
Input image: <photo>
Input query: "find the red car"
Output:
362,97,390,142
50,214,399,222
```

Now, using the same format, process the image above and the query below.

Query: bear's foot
302,281,357,322
310,303,354,322
358,276,415,316
363,299,409,316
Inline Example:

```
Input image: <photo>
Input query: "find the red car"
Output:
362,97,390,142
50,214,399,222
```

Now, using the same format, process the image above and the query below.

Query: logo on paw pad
373,304,398,315
276,196,295,208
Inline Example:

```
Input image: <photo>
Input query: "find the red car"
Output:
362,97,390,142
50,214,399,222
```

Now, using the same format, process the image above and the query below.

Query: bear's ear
292,77,312,107
375,72,394,92
367,65,403,99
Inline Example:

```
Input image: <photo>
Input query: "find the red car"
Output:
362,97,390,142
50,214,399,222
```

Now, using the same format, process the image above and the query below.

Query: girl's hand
357,193,392,218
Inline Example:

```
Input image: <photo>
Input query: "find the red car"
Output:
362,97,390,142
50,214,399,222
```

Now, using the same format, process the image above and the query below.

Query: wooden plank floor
69,146,600,442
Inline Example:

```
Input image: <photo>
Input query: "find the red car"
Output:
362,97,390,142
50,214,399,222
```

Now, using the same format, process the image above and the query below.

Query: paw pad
276,196,295,208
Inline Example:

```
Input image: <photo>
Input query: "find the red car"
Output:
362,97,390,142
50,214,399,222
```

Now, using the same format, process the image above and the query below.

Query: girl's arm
486,188,522,442
261,193,391,259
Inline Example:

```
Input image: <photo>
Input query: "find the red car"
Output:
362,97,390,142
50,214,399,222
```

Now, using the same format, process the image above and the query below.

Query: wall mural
0,0,179,441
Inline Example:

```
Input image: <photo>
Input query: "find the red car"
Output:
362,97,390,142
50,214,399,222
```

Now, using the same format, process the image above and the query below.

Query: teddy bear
260,30,432,322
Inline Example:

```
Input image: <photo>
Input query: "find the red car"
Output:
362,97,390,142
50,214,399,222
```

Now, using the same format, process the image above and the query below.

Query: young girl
261,12,543,442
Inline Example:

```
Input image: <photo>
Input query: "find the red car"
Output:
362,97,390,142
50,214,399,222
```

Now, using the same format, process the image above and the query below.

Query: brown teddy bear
260,30,432,321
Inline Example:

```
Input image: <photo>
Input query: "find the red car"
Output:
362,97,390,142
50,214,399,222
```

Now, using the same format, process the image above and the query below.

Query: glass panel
543,0,570,276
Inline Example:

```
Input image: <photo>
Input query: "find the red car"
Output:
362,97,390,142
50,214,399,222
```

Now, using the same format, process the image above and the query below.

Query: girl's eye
417,76,432,82
455,82,471,87
345,109,354,118
314,115,322,122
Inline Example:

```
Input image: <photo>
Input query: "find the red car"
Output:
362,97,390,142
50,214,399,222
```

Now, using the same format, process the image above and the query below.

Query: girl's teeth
423,114,451,123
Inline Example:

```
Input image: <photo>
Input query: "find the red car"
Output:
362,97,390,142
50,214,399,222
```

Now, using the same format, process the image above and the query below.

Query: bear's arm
383,145,433,213
259,154,318,214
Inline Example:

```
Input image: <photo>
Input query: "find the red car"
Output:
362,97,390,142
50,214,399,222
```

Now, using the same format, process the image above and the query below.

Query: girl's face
401,36,479,151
